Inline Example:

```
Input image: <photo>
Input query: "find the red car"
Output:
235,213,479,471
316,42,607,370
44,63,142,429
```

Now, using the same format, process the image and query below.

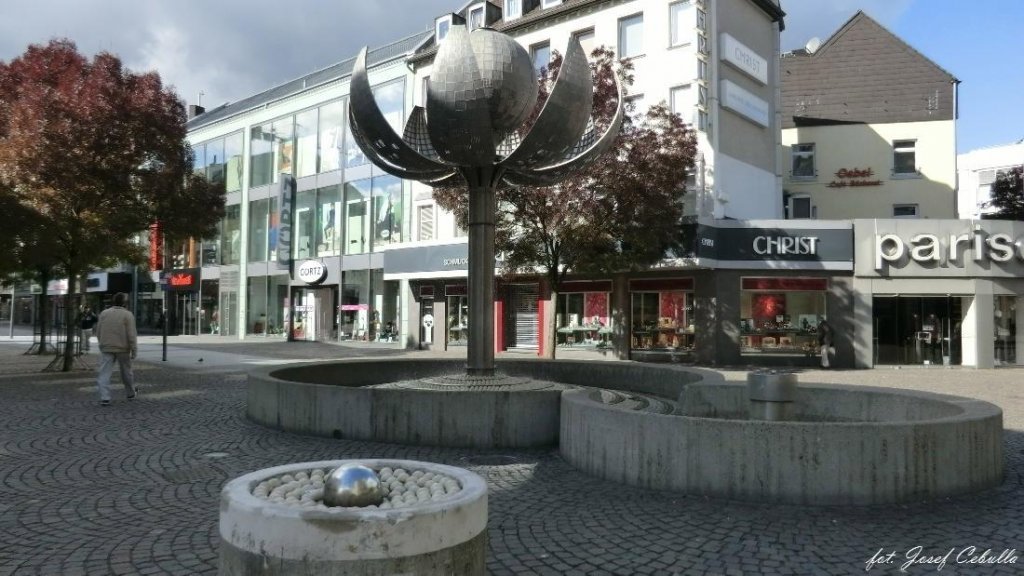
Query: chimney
188,104,206,119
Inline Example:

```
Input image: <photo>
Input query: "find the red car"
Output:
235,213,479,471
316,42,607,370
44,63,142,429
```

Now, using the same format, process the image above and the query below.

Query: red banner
148,223,163,271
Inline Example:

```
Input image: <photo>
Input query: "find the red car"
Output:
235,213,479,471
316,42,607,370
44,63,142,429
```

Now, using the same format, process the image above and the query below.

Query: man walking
93,293,138,406
78,305,98,352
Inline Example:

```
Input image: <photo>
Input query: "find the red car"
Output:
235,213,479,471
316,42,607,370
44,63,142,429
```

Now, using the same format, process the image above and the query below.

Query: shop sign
720,34,767,84
697,222,853,266
720,79,769,128
166,268,199,291
827,167,883,188
277,175,295,267
874,226,1024,270
296,260,327,285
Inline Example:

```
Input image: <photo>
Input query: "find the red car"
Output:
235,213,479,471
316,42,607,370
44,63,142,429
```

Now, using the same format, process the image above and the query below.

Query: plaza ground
0,336,1021,575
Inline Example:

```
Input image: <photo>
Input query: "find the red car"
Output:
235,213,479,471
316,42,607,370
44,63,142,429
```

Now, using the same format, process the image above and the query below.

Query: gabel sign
296,260,327,284
875,226,1024,270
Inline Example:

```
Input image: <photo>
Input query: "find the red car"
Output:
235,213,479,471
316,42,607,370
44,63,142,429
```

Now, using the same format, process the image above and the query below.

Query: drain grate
462,455,519,466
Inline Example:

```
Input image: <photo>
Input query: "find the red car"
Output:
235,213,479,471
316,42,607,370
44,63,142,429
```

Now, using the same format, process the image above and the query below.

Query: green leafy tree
0,39,225,370
987,165,1024,220
435,47,698,358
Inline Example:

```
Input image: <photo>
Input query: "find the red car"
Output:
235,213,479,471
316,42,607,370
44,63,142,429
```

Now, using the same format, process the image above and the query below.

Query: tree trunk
543,285,558,359
34,269,50,355
60,272,78,371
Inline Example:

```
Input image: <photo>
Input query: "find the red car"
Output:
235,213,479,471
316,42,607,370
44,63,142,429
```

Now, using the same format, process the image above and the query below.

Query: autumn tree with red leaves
0,39,225,370
434,47,698,358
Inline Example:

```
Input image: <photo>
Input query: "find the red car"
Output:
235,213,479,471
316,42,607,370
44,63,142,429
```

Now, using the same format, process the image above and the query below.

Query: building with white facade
957,140,1024,219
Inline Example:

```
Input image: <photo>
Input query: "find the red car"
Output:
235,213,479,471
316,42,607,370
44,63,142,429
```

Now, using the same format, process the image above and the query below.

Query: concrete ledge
219,459,487,576
247,358,706,448
561,382,1004,505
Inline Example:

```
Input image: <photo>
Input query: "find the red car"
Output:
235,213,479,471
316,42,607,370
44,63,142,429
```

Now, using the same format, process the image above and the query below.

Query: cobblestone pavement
1,341,1022,575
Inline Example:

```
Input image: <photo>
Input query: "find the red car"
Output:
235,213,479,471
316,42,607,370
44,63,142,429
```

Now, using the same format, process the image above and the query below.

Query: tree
0,39,225,370
435,47,698,358
987,165,1024,220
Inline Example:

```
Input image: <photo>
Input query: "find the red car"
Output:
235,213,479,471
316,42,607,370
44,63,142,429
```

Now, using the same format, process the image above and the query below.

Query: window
541,0,562,8
670,1,692,47
739,277,827,358
224,132,243,193
531,42,551,75
789,195,813,219
293,190,316,260
697,110,709,132
436,16,451,41
893,204,919,218
625,95,645,120
468,4,484,30
573,29,595,59
421,76,431,107
372,174,403,248
374,79,406,134
618,14,644,59
791,143,815,179
248,197,274,262
670,85,690,117
220,204,241,265
893,140,917,175
318,100,345,173
417,204,435,241
629,281,694,353
249,122,274,188
316,185,341,256
272,117,294,183
294,108,318,178
505,0,522,20
344,179,371,254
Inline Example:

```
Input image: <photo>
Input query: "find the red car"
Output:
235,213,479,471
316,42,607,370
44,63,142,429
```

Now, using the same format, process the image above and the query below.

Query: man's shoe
99,400,111,407
127,388,138,400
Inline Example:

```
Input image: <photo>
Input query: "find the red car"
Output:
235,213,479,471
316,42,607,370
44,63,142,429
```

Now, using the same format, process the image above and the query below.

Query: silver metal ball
323,464,383,507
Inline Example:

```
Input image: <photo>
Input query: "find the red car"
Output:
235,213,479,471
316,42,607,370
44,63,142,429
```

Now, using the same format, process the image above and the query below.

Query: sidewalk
1,340,1021,575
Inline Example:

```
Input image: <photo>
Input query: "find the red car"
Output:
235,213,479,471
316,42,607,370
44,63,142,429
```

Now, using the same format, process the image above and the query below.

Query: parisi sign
874,225,1024,270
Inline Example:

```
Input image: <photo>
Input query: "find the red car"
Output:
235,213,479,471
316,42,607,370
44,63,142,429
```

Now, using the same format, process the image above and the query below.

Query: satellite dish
805,37,821,54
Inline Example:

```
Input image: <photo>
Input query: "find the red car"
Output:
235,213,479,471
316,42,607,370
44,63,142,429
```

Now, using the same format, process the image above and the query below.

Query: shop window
791,143,815,179
294,108,318,178
318,100,345,173
341,269,370,340
372,175,403,248
220,204,241,265
293,190,316,260
892,139,917,176
556,289,611,348
316,185,342,256
630,279,694,353
994,296,1016,366
618,14,644,59
447,287,469,346
224,132,244,193
345,179,371,254
739,277,827,358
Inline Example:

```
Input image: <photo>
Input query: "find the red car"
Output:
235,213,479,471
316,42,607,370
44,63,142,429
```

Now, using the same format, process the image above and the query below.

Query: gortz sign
296,260,327,284
875,226,1024,270
827,167,882,188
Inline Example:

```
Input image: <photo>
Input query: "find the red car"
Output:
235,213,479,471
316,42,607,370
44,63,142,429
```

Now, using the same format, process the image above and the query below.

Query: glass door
872,296,962,366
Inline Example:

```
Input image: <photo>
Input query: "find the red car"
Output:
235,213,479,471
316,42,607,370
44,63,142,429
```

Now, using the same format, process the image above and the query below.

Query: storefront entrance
292,287,337,342
171,291,201,335
873,296,963,366
506,284,539,349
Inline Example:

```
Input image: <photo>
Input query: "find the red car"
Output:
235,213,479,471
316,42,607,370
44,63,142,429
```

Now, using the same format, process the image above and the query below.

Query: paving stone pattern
1,343,1022,575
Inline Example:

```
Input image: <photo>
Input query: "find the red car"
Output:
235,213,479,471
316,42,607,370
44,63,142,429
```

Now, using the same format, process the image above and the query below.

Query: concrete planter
560,382,1004,505
219,459,488,576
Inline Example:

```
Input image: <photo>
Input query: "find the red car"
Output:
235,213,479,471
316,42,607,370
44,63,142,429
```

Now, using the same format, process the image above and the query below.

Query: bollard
747,370,798,421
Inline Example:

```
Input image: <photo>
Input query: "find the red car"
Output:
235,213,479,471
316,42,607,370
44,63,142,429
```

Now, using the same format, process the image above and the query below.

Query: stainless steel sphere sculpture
323,464,384,507
349,25,624,377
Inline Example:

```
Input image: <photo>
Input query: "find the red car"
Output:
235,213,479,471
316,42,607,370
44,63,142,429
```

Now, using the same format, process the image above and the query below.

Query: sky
0,0,1021,154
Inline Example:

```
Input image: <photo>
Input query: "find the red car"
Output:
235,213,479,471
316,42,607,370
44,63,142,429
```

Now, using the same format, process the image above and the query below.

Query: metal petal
500,73,625,188
499,36,593,168
425,25,500,165
402,106,440,161
348,47,451,173
348,106,455,182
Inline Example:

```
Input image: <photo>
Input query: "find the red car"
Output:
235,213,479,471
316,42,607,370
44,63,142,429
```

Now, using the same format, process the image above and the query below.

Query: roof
410,0,785,64
186,31,431,131
780,11,959,129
